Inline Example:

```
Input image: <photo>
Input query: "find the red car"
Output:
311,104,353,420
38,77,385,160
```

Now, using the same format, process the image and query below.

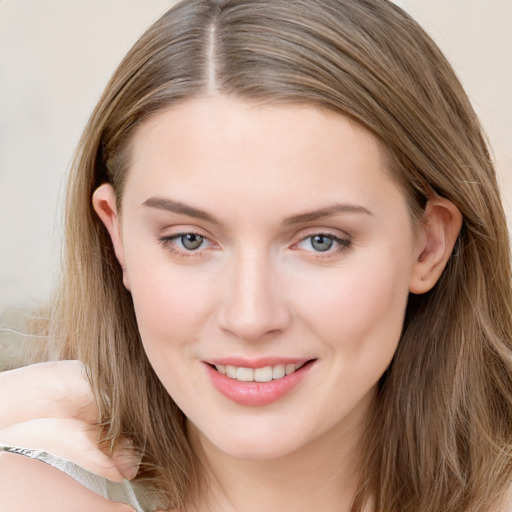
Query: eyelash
158,231,351,259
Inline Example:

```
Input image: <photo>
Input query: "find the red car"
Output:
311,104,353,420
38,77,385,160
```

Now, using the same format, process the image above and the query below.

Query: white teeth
236,367,254,382
226,365,237,378
272,364,285,379
285,363,296,375
254,366,273,382
214,362,306,382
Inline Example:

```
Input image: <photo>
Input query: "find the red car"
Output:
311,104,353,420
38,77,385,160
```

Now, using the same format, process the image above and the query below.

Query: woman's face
98,96,426,460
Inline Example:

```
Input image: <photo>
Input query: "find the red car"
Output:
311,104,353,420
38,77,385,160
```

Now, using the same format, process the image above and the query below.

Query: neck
186,397,374,512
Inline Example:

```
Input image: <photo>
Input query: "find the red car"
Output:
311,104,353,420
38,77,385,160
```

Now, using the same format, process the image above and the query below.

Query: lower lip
204,362,314,406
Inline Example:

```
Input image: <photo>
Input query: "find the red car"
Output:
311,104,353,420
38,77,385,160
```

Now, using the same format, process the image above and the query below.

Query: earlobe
409,196,462,294
92,184,130,290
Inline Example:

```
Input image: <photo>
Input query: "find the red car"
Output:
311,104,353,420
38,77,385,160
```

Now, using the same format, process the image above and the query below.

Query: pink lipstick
204,358,314,406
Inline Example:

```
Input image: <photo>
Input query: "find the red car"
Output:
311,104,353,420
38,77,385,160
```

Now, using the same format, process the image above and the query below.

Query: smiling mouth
210,361,314,383
206,359,316,406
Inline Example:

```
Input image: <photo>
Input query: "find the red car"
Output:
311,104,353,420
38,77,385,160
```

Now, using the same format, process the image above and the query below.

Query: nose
216,249,292,342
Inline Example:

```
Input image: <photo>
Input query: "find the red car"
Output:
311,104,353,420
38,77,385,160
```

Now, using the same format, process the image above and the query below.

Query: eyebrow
143,197,220,224
142,196,372,225
282,204,372,225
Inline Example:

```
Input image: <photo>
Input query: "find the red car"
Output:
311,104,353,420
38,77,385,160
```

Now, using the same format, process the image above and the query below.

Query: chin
191,419,310,460
214,437,302,460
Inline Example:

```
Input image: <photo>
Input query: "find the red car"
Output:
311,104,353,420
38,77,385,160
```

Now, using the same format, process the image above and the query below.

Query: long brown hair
41,1,512,510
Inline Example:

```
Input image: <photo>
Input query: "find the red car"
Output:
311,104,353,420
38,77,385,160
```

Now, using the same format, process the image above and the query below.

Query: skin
0,361,139,481
0,362,139,512
85,95,462,512
0,453,135,512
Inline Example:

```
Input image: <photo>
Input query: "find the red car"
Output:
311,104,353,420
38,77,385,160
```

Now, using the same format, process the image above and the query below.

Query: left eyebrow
282,204,372,226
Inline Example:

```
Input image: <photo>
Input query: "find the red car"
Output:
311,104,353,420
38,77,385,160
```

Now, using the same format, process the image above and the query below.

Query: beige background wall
0,0,511,311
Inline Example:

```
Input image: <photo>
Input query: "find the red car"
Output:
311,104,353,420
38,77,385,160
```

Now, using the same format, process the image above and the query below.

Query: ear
92,183,130,290
409,196,462,294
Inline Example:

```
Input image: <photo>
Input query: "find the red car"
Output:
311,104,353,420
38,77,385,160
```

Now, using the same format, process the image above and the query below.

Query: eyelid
294,226,351,244
158,223,216,243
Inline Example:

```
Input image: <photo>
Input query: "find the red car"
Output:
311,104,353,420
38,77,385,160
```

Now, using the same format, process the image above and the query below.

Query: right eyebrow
142,196,220,225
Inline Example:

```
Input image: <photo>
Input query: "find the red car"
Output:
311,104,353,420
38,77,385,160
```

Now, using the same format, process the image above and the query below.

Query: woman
1,0,511,511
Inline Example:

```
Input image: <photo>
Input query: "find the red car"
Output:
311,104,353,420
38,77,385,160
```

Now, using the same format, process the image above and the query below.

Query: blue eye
159,232,209,254
310,235,334,252
177,233,205,250
297,234,349,253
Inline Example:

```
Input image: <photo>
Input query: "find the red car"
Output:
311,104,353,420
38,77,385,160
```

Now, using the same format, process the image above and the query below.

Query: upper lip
204,357,314,368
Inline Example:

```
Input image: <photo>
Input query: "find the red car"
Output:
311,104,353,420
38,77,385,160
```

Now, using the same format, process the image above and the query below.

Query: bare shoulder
0,452,135,512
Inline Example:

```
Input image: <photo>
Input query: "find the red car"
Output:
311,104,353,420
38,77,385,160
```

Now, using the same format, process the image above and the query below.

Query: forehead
122,95,404,220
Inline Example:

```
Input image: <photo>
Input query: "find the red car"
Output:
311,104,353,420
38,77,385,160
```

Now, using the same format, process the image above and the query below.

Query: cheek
126,255,216,351
127,263,217,405
291,247,413,360
284,250,413,427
